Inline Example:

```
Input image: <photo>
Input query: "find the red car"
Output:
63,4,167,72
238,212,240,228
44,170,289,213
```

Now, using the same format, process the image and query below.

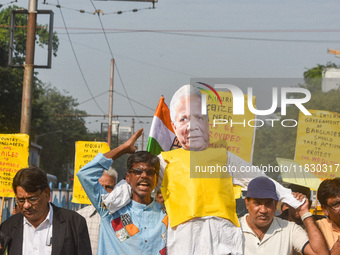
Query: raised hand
124,128,143,154
104,128,143,160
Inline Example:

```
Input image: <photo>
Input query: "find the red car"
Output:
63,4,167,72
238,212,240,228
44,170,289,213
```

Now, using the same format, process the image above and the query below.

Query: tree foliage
0,5,59,65
0,6,89,183
0,5,58,133
252,63,340,179
34,85,89,183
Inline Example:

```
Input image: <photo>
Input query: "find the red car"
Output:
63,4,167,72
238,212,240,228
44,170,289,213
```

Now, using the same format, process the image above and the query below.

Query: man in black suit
0,166,91,255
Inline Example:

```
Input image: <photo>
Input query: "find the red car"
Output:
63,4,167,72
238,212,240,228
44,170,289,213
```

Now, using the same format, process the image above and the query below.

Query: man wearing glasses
316,178,340,254
77,129,167,255
0,167,91,255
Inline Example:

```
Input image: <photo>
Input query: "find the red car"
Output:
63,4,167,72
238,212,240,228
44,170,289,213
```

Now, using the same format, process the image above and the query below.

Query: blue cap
246,177,278,201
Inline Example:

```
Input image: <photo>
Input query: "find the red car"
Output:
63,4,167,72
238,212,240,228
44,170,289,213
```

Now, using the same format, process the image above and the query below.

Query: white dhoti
167,217,243,255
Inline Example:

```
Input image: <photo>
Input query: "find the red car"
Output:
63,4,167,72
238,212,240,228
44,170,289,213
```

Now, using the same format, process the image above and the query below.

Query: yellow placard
295,110,340,179
0,134,29,197
72,141,110,204
206,91,256,162
277,158,322,190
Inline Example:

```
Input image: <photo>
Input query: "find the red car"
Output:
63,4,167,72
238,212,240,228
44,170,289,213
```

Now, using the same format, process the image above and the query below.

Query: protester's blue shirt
77,153,167,255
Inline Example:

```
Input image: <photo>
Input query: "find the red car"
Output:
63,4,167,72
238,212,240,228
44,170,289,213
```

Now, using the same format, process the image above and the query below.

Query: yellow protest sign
0,134,29,197
206,91,256,162
277,158,322,190
295,110,340,179
72,141,110,204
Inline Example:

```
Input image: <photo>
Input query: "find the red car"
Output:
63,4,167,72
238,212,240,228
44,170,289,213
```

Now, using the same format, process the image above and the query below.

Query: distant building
322,68,340,92
29,143,42,167
118,126,132,143
109,121,132,143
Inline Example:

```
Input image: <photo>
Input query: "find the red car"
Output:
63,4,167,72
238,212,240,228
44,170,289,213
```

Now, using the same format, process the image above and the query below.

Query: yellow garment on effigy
161,148,239,228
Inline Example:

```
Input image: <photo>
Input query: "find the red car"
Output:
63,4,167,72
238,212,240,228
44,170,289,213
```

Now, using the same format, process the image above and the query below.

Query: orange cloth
316,218,340,250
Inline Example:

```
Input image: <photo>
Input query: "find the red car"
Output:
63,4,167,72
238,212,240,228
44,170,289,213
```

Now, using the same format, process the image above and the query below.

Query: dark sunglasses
129,168,156,176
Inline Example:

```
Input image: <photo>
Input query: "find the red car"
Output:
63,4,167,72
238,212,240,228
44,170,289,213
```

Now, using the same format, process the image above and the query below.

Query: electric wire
54,29,340,44
155,31,340,44
43,1,154,16
0,0,17,8
56,0,106,115
79,89,155,112
89,0,144,128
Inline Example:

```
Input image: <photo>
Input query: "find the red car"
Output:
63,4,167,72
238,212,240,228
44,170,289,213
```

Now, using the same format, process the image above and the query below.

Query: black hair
317,178,340,206
127,151,160,175
12,166,49,194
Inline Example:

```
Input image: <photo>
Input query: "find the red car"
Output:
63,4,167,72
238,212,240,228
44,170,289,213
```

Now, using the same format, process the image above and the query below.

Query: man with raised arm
77,130,167,255
240,176,329,255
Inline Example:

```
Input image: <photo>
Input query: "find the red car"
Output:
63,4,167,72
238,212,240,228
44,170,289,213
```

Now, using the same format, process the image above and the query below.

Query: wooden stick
0,196,5,223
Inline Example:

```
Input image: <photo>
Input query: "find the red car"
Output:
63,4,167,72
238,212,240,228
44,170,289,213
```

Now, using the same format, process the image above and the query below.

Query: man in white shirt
0,167,91,255
240,176,329,255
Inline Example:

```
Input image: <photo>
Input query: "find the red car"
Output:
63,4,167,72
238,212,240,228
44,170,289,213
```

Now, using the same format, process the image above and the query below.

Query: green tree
0,6,90,184
0,5,59,65
0,5,59,133
34,85,89,183
252,63,340,179
303,62,338,93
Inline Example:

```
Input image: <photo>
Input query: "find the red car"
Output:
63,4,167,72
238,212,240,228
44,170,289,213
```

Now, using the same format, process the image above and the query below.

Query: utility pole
141,131,144,150
131,118,135,134
20,0,37,135
107,59,115,147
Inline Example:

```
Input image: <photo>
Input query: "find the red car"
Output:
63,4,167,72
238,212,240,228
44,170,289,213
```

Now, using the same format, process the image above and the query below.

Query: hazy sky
3,0,340,148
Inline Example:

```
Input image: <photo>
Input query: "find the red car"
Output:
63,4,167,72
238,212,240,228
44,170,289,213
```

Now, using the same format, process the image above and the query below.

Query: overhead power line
52,28,340,33
89,0,143,128
57,0,106,114
42,1,155,16
0,0,17,8
78,89,155,112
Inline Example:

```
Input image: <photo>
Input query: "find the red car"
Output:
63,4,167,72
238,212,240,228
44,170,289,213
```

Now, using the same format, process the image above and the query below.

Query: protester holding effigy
77,129,167,255
103,84,306,255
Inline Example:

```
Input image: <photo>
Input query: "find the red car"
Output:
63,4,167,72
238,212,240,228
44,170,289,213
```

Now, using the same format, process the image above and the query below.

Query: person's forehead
131,162,154,169
327,196,340,203
175,97,202,115
16,186,40,196
99,174,115,183
250,198,275,203
176,94,200,106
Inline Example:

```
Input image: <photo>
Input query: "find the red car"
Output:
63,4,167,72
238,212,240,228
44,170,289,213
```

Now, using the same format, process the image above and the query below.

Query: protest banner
295,110,340,179
277,158,322,190
206,90,256,163
0,134,29,197
72,141,110,204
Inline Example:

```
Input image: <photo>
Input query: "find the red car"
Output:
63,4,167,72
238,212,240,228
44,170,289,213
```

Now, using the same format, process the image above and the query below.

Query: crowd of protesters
1,151,339,255
0,84,339,254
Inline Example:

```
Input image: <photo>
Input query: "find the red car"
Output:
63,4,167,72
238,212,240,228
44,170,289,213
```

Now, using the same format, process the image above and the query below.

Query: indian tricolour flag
147,96,176,155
